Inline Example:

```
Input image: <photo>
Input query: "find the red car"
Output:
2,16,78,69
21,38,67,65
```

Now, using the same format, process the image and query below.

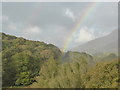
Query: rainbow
62,2,98,52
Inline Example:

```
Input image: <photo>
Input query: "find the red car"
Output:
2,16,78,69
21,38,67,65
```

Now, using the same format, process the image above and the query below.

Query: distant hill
72,30,118,55
94,53,118,63
62,51,94,66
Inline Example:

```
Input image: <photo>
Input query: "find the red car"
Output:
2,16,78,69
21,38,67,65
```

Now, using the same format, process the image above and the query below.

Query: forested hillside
82,59,119,88
29,52,94,88
28,58,119,88
1,33,119,88
2,33,61,86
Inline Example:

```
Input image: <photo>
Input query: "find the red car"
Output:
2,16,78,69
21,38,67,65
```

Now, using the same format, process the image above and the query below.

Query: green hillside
28,55,119,88
29,52,94,88
2,33,61,86
82,59,119,88
1,33,119,88
62,51,94,65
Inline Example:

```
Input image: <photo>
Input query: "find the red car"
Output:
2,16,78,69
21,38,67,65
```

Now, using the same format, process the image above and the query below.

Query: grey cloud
2,2,118,49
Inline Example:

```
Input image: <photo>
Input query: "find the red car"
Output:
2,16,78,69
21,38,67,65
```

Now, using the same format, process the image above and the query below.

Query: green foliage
82,59,119,88
29,52,119,88
62,51,94,65
29,52,91,88
2,33,119,88
2,33,61,87
30,56,59,88
15,71,34,86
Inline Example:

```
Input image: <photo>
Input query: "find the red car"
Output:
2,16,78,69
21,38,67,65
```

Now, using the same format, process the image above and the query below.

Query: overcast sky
2,2,118,50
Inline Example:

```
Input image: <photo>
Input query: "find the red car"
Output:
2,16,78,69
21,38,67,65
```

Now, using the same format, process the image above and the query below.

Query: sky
1,2,118,51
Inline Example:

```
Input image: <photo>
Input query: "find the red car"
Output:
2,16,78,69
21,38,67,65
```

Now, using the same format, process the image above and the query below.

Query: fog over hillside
71,30,118,54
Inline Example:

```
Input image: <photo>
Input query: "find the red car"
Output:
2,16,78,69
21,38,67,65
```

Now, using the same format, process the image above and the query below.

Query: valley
1,32,119,88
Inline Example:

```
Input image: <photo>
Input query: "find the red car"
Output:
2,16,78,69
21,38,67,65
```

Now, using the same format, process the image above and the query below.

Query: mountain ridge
71,30,118,55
